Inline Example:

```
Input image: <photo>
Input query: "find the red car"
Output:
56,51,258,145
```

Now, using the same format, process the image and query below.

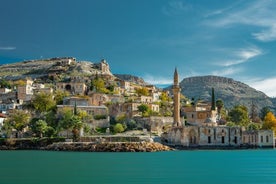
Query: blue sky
1,0,276,96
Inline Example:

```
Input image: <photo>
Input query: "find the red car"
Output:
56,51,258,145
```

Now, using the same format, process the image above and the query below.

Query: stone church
162,69,274,148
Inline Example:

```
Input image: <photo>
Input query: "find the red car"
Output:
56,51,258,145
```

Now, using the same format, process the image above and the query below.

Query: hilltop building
162,69,274,148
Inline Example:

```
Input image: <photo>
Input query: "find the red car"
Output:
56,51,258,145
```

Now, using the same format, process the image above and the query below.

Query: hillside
178,75,274,111
0,58,274,112
0,57,112,81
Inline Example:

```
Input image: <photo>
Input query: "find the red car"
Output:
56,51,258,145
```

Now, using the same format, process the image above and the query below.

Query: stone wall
258,130,274,147
163,126,274,148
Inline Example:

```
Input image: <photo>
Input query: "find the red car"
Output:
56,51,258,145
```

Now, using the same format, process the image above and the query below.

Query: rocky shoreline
43,142,173,152
0,139,174,152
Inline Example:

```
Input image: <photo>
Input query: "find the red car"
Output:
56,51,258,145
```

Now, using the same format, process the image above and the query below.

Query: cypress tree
211,88,216,111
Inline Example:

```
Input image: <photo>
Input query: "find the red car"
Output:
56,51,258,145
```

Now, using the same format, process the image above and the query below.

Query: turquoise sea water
1,150,276,184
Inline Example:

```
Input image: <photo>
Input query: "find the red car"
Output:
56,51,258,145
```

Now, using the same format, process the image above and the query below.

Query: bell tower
173,68,181,126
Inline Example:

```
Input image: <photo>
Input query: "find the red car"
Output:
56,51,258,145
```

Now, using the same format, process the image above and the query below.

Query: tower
173,68,181,126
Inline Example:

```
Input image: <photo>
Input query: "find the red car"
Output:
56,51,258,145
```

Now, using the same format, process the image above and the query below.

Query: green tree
113,123,125,133
247,122,261,130
260,106,271,121
83,124,91,135
58,108,83,140
126,119,137,130
227,105,250,127
2,120,13,138
91,77,107,93
115,113,127,124
136,87,149,96
31,119,48,138
160,91,170,102
32,92,56,113
216,99,224,114
138,104,150,114
226,122,236,127
0,79,11,88
7,110,31,137
45,110,58,129
54,90,69,105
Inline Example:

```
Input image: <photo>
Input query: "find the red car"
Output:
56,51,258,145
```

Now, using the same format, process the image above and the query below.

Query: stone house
89,93,109,106
0,102,22,114
133,116,174,134
33,84,53,94
152,91,161,102
0,91,17,104
56,82,87,95
121,102,160,118
0,88,12,94
258,130,274,147
63,97,89,106
17,79,34,102
122,102,141,118
183,101,217,126
139,95,153,103
57,104,109,128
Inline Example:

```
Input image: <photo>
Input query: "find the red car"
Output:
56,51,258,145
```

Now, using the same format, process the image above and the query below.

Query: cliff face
0,57,113,80
179,75,274,110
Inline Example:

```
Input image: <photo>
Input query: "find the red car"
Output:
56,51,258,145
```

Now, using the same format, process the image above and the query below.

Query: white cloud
247,77,276,97
252,25,276,42
215,47,263,67
205,0,276,42
0,46,16,50
211,67,243,76
237,48,262,60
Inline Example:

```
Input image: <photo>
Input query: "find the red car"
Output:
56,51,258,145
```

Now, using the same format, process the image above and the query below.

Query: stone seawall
0,138,173,152
44,142,173,152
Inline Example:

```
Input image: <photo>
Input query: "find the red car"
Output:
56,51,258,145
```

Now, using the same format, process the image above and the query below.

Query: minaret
173,68,181,126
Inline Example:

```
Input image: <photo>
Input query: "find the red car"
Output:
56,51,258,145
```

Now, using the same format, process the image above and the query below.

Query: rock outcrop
44,142,173,152
114,74,148,86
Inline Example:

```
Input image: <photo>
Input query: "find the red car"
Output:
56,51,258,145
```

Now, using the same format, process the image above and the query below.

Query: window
234,136,237,144
261,136,263,143
208,136,211,143
266,136,269,143
222,136,225,144
192,114,194,118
